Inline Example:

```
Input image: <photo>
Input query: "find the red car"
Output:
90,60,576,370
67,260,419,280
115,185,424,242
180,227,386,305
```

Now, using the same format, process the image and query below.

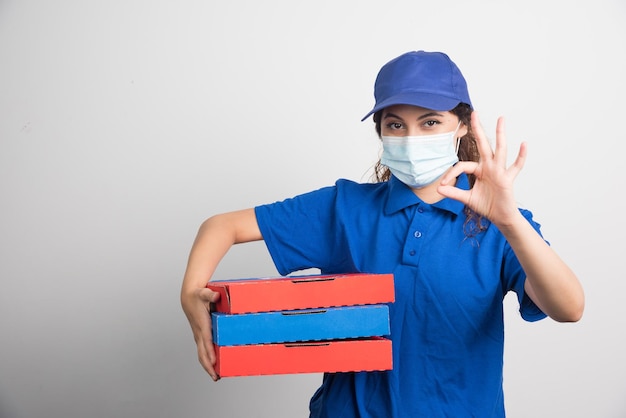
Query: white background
1,1,625,417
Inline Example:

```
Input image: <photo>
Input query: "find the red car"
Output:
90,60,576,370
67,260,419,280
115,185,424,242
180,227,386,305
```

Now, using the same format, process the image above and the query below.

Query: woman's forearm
497,212,585,322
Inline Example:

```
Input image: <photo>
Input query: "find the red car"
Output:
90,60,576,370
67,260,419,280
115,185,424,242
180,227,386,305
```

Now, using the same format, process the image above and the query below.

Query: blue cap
361,51,473,121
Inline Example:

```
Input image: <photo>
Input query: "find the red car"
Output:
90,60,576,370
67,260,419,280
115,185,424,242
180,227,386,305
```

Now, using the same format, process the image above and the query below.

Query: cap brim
360,92,464,121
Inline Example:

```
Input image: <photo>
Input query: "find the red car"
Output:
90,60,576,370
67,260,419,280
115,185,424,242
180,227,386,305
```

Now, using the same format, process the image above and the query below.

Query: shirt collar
384,173,469,216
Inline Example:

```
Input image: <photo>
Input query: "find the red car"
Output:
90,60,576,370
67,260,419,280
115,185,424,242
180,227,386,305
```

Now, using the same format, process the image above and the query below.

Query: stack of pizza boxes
207,273,394,377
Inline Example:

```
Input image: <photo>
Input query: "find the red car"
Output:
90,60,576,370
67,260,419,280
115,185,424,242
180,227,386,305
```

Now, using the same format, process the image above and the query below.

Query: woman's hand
438,111,526,228
181,286,221,381
181,209,263,380
440,111,584,322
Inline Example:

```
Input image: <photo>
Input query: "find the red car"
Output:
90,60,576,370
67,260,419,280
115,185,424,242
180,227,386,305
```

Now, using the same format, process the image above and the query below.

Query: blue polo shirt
254,174,547,417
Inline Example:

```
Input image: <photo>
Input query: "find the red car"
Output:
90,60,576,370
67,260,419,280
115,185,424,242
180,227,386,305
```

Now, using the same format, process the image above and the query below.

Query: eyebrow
383,111,445,121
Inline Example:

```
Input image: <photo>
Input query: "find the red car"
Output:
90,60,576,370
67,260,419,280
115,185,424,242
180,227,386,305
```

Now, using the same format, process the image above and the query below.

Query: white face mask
381,122,461,189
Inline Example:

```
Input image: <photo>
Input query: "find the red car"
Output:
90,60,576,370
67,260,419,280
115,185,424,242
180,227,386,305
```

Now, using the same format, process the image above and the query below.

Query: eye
385,122,404,131
423,120,439,127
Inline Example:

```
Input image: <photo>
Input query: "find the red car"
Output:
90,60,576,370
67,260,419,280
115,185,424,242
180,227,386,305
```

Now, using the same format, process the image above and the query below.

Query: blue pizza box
212,304,390,346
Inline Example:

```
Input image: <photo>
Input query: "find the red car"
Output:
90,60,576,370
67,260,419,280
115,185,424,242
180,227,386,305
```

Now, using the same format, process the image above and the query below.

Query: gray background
1,0,624,417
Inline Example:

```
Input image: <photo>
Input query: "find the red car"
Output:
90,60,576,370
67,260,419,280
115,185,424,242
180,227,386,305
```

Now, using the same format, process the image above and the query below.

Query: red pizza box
214,337,392,377
207,273,394,314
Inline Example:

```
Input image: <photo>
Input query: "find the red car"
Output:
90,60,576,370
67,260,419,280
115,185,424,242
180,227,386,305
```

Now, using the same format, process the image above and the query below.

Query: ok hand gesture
438,111,527,228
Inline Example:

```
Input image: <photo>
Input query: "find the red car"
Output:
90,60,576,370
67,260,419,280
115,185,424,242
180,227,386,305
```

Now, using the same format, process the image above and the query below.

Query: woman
181,50,584,417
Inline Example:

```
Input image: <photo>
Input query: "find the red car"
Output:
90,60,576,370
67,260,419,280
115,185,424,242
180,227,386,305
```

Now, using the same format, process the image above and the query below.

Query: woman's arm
180,208,263,380
496,210,584,322
439,112,584,322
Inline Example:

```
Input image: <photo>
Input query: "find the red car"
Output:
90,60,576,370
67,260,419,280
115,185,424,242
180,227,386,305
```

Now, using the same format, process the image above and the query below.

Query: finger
197,303,219,381
437,183,471,205
198,287,221,305
194,288,221,381
471,111,494,160
440,161,478,185
509,141,528,178
494,116,508,167
198,338,220,381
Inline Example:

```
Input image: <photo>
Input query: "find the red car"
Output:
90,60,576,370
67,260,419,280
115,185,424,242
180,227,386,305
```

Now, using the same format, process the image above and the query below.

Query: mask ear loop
453,121,462,154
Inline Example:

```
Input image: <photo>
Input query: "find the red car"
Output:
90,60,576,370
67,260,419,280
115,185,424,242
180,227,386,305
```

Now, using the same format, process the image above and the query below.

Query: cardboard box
214,337,392,377
212,304,390,346
207,273,394,314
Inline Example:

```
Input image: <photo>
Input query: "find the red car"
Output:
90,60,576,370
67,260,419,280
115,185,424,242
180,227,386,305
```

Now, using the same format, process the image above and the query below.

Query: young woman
181,50,584,417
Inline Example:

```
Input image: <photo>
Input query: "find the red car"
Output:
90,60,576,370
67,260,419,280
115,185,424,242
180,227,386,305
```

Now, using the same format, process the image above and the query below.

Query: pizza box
207,273,394,314
212,304,390,346
214,337,392,377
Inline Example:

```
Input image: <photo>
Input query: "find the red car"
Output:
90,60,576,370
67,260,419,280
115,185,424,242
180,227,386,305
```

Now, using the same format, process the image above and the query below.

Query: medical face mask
381,123,461,189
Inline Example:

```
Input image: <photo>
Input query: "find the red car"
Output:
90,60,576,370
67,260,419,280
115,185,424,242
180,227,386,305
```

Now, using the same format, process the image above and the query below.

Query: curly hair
370,103,487,237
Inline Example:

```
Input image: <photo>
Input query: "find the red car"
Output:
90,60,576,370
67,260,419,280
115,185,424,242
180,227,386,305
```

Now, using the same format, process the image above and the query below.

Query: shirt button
413,230,422,238
409,250,416,256
418,207,424,213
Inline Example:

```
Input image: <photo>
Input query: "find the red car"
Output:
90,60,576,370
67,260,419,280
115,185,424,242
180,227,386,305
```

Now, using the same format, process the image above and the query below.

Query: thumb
198,287,221,304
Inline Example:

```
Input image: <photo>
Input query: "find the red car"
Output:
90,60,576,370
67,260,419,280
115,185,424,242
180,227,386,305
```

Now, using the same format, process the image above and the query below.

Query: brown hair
371,103,487,237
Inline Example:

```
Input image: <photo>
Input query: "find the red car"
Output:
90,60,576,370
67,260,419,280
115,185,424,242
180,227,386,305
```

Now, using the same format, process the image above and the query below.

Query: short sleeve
503,208,548,322
254,183,345,276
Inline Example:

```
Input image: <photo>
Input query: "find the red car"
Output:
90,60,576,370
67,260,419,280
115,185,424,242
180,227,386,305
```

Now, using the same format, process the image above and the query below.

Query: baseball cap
361,50,473,121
